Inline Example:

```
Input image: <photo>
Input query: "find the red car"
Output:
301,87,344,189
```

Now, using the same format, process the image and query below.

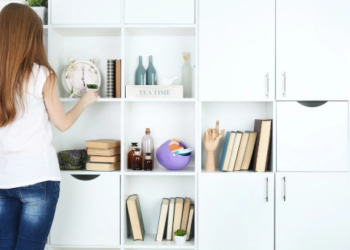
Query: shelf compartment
123,102,195,171
52,102,121,153
277,101,348,171
201,101,274,172
50,174,120,246
123,176,195,246
124,0,195,25
124,27,195,99
50,27,121,98
124,234,195,249
51,0,121,25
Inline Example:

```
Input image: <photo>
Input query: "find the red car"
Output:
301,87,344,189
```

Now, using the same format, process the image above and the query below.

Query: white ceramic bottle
182,52,192,98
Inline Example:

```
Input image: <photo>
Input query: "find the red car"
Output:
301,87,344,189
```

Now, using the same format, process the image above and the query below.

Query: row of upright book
85,139,121,171
126,194,194,241
219,119,272,172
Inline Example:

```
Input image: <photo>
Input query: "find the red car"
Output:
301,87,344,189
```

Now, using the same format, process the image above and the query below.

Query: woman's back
0,63,59,188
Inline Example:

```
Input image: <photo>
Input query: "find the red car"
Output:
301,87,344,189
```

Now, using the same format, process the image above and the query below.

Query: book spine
107,59,115,98
251,120,262,171
218,132,231,171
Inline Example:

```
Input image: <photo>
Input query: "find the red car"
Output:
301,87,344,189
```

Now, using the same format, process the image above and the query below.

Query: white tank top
0,63,61,188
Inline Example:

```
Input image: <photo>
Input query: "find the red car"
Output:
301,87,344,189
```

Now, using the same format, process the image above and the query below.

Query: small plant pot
86,87,98,92
174,235,187,245
31,7,47,25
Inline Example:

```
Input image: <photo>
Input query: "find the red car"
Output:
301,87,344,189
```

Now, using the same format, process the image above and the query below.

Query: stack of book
219,119,272,172
155,197,194,242
127,194,145,241
85,139,121,171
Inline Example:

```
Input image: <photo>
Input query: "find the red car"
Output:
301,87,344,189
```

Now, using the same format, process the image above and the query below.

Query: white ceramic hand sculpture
203,120,225,171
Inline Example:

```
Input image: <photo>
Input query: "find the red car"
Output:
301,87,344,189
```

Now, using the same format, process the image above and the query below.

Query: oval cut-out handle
71,175,100,181
297,101,327,108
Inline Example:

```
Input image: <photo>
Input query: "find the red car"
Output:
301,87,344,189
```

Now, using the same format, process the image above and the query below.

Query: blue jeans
0,181,60,250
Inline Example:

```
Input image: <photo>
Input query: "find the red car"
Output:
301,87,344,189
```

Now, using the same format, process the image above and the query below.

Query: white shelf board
60,170,121,175
200,99,275,103
60,98,121,103
201,169,273,174
125,27,195,36
124,98,196,103
48,244,120,249
124,234,195,249
124,168,195,176
52,27,121,36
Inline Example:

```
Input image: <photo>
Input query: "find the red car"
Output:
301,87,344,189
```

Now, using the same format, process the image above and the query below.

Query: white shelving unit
14,0,348,249
44,0,198,250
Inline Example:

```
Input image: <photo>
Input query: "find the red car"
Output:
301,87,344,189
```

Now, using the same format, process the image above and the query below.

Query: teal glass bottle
146,55,157,85
135,56,146,85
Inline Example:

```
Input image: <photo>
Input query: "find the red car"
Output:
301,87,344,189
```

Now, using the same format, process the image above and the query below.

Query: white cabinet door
276,0,350,100
199,173,274,250
277,101,348,171
50,173,120,246
51,0,121,25
276,173,350,250
125,0,195,24
199,0,275,101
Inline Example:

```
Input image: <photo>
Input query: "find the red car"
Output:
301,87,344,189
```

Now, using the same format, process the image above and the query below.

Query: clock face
63,61,100,97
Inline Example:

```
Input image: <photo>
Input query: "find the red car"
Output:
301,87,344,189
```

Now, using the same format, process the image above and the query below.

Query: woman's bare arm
42,75,100,132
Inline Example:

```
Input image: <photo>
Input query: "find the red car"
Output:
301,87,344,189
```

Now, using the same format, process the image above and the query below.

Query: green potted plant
86,84,99,92
27,0,48,25
174,229,187,245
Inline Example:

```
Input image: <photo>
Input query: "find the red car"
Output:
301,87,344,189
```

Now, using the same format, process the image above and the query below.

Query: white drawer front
51,0,121,25
124,0,195,24
50,174,120,246
277,101,348,171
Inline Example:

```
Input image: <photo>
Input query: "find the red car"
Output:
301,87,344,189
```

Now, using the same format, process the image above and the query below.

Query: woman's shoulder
32,63,52,79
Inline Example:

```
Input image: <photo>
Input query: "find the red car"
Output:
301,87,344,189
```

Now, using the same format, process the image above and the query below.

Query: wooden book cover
86,162,120,171
155,198,170,241
241,132,257,170
115,59,121,98
251,120,272,172
87,147,120,156
126,194,145,241
166,198,175,241
219,132,235,171
181,197,191,230
186,205,194,241
85,139,121,149
172,197,184,240
90,155,120,163
233,131,250,171
227,132,243,172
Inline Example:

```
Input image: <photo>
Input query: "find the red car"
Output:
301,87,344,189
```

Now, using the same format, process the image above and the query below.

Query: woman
0,3,99,250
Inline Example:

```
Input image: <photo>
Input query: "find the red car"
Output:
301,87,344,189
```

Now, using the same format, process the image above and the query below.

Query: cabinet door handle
283,72,286,97
283,177,286,201
266,73,269,98
265,177,269,202
71,175,100,181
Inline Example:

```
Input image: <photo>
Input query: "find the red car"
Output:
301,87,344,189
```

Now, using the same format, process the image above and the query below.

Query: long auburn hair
0,3,56,127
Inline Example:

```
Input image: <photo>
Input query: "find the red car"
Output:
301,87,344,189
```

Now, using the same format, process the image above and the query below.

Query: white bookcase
45,0,198,250
14,0,348,249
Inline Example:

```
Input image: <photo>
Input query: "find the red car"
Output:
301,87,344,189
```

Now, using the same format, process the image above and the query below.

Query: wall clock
62,53,101,98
